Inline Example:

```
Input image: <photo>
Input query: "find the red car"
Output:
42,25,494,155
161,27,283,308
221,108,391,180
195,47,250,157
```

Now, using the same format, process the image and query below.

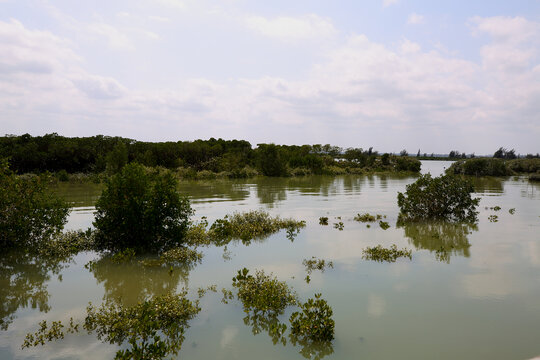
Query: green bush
397,173,479,222
0,159,69,250
289,293,335,342
93,163,193,254
447,158,511,176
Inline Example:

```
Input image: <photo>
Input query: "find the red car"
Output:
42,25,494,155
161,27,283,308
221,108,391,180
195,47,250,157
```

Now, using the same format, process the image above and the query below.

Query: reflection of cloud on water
0,306,115,360
220,325,239,348
525,241,540,267
367,293,386,318
461,242,525,299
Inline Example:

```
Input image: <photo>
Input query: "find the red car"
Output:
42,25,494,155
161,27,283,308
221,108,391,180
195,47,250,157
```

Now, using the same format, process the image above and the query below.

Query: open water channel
1,161,540,359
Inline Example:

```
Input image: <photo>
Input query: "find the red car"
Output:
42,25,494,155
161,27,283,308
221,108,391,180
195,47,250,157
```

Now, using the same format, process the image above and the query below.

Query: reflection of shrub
290,293,335,342
397,174,480,222
93,163,193,254
1,159,69,250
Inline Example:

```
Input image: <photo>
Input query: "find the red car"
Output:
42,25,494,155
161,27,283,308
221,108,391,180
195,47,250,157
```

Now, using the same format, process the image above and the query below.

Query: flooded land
2,161,540,360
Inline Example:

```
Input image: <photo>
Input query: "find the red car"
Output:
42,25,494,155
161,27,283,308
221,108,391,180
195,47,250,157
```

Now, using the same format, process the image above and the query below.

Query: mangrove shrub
93,163,193,254
0,159,69,250
397,173,479,222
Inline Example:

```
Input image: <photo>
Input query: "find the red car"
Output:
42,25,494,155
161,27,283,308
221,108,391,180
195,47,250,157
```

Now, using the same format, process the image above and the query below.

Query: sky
1,0,540,154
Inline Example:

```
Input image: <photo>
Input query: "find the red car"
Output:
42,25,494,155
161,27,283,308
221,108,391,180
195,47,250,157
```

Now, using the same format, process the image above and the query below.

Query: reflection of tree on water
0,251,71,330
397,221,478,263
241,312,334,360
255,176,338,207
87,256,192,307
470,177,504,194
179,180,250,203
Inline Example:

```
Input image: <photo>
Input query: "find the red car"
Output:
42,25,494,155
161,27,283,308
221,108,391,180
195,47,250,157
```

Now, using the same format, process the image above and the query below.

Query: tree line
0,134,421,177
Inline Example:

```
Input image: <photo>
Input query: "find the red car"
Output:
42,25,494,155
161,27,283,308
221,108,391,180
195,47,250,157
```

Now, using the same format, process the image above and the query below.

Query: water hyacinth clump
362,244,412,263
232,268,298,314
209,210,306,242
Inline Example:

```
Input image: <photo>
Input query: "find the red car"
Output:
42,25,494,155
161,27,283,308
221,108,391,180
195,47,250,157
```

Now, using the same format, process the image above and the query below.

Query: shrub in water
93,163,193,254
0,159,70,250
397,173,479,222
289,293,335,342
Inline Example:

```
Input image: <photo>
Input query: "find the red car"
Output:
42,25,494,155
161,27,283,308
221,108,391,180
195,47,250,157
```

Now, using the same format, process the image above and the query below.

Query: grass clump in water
139,247,203,267
210,210,306,243
362,244,412,263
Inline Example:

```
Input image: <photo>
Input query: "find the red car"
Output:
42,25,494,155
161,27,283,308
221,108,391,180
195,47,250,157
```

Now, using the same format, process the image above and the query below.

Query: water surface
1,161,540,359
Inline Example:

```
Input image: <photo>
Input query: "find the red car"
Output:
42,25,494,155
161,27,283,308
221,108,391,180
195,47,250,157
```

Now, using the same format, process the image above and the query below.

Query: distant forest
0,133,421,177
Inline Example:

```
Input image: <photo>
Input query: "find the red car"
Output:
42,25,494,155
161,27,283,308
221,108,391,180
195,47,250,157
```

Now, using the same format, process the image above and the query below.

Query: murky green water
2,161,540,359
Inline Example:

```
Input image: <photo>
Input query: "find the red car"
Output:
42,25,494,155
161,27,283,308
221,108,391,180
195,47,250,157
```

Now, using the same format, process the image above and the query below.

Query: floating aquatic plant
509,208,516,215
488,215,498,222
379,221,390,230
319,217,329,225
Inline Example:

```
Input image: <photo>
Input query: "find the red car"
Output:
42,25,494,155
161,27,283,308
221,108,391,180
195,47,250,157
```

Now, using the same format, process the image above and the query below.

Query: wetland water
2,161,540,359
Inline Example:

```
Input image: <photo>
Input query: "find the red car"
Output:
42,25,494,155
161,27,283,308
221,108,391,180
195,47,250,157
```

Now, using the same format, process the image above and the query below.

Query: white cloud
383,0,399,8
87,22,134,50
1,16,540,152
407,13,424,25
149,15,171,23
245,14,337,41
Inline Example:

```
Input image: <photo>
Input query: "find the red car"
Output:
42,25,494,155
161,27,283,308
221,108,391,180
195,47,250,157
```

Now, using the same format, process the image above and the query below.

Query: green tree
0,159,69,250
256,144,287,177
397,173,479,222
106,142,129,174
93,163,193,254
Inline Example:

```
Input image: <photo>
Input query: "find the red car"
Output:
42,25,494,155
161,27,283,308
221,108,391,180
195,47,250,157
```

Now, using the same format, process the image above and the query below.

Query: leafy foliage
232,268,298,314
362,245,412,263
0,159,70,250
397,173,480,222
318,217,329,225
93,163,193,254
289,293,335,342
209,210,305,243
447,158,512,176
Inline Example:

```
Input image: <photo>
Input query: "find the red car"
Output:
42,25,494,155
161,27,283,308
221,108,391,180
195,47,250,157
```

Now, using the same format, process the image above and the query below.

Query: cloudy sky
1,0,540,154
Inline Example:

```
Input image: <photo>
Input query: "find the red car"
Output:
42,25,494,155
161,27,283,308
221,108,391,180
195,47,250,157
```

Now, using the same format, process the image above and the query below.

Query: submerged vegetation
209,210,306,244
397,173,480,222
232,268,298,314
23,291,201,360
362,245,412,263
290,293,335,343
